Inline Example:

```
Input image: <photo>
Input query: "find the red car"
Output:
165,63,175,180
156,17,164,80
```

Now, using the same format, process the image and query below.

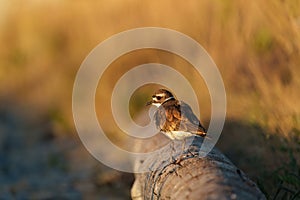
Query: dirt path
0,109,133,199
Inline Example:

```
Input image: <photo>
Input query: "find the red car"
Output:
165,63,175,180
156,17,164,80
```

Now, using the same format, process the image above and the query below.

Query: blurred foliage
257,150,300,200
252,28,274,54
0,0,300,198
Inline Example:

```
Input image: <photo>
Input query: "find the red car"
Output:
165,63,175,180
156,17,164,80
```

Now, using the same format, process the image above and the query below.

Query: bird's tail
193,131,212,140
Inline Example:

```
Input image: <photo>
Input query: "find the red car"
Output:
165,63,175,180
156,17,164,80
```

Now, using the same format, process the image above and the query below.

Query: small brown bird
147,89,206,140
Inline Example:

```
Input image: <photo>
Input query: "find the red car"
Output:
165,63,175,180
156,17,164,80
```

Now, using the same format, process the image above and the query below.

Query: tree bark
131,134,266,200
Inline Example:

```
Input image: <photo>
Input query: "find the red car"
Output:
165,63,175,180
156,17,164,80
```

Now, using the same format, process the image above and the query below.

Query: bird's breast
163,131,195,140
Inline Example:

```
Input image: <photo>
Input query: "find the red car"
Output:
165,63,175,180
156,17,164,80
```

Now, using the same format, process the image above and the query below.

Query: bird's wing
154,106,166,131
172,101,206,135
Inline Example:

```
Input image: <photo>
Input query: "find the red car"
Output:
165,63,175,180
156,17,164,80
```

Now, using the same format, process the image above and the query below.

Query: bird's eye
156,96,162,100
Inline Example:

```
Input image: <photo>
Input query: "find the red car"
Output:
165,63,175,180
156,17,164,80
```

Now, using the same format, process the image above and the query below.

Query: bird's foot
174,154,188,164
169,155,177,164
186,145,200,157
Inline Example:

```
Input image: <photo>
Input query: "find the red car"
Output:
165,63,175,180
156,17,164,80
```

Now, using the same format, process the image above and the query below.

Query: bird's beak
146,100,153,106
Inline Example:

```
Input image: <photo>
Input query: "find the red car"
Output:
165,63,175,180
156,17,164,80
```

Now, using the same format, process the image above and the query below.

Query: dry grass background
0,0,300,199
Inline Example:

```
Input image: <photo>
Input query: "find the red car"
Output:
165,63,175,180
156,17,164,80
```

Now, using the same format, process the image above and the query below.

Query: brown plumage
147,89,206,140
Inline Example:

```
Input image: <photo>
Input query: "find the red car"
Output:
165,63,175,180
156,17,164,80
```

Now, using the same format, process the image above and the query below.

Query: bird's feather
154,99,206,137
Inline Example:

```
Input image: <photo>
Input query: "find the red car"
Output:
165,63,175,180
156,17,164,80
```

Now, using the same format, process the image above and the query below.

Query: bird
146,89,206,140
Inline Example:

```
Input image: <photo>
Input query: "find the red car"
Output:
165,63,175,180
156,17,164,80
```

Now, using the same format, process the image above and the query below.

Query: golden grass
1,0,299,136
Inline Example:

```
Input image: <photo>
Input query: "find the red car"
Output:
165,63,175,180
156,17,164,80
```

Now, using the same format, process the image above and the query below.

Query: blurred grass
0,0,300,198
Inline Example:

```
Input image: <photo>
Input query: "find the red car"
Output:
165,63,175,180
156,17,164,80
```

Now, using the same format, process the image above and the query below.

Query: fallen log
131,134,266,200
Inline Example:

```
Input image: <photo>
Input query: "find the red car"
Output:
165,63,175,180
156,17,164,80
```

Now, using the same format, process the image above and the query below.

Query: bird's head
146,89,175,107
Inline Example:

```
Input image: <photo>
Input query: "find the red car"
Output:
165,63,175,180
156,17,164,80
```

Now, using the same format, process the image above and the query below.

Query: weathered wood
131,134,266,200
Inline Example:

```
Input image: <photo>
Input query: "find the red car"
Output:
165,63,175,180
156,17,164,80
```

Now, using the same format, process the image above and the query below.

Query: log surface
131,134,266,200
